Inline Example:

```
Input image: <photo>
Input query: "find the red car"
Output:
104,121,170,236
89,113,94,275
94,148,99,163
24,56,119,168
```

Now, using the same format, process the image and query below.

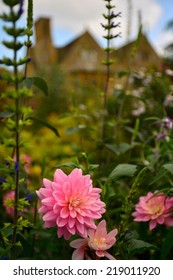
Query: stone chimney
34,17,57,68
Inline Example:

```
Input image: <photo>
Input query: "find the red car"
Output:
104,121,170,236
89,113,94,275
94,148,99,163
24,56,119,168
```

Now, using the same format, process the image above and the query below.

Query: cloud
0,0,166,51
30,0,163,48
154,30,173,55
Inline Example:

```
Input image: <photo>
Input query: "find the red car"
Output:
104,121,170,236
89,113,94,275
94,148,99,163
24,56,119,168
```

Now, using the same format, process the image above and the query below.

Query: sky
0,0,173,58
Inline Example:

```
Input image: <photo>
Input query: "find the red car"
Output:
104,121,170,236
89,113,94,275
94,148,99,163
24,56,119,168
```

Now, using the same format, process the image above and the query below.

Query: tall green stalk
0,0,33,258
101,0,121,142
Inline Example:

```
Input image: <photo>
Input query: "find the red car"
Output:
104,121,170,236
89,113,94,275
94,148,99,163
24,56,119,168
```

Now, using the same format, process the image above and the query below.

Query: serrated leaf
124,230,156,256
28,117,60,137
20,77,48,96
108,163,137,182
127,239,156,256
0,112,15,118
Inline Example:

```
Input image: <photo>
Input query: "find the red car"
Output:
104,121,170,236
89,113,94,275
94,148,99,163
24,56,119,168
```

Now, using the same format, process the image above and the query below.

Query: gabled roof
114,33,161,68
28,18,161,75
57,30,105,72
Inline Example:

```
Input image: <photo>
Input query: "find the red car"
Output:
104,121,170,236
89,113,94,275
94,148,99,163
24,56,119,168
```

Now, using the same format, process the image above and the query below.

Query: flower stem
11,13,20,246
0,229,6,250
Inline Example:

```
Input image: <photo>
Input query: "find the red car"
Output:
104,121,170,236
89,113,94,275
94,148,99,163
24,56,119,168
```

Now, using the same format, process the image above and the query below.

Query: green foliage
107,163,137,182
123,230,156,257
0,0,173,261
20,77,48,96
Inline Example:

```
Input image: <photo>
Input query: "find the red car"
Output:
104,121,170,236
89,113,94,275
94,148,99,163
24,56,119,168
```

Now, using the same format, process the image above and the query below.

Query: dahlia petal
68,217,76,228
39,188,54,197
84,218,96,228
95,250,105,258
88,228,95,239
157,216,164,224
67,226,76,235
56,217,68,227
76,222,84,235
107,229,118,242
43,211,57,221
60,207,69,218
70,209,77,218
57,199,67,206
72,248,85,260
53,203,61,214
42,197,55,206
103,241,115,250
76,214,84,224
68,168,82,186
42,178,53,189
149,220,157,230
133,214,151,221
102,251,116,260
57,227,71,240
38,205,48,213
89,212,102,219
95,220,106,237
44,220,56,228
164,217,173,227
54,169,67,184
70,238,88,249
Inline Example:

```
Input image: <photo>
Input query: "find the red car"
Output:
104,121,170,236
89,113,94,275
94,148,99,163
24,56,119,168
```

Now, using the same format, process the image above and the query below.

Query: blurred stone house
28,17,161,90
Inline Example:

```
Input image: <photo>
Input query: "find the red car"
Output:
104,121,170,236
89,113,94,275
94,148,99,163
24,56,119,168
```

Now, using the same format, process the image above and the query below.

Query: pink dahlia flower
70,220,118,260
3,191,15,217
36,168,106,240
132,191,173,230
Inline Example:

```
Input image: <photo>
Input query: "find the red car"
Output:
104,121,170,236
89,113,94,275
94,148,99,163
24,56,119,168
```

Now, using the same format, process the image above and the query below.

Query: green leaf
2,226,13,238
28,116,60,137
105,143,135,155
117,70,128,78
0,112,15,118
163,163,173,175
11,241,23,259
54,162,83,170
3,0,19,7
124,230,156,256
20,77,48,95
131,167,148,190
127,239,156,256
161,227,173,259
3,40,23,51
108,163,137,182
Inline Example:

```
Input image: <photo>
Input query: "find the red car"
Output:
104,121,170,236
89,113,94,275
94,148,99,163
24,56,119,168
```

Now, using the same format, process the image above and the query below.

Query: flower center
69,197,81,209
94,237,106,245
147,199,164,215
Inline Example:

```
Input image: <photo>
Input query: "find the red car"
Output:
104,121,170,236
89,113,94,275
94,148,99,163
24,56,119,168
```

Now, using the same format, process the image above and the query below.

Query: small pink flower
132,192,173,230
36,168,106,240
70,220,118,260
3,191,15,217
